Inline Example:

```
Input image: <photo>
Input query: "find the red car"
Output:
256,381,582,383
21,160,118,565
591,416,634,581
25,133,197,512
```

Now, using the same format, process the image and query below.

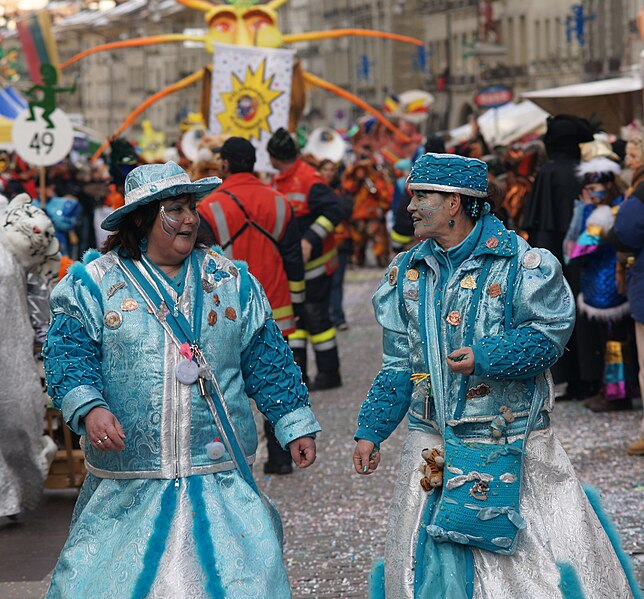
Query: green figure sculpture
26,64,76,129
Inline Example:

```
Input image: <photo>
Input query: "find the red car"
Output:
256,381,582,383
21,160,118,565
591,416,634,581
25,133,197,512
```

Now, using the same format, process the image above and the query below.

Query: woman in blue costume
564,151,635,411
353,153,640,598
43,161,320,598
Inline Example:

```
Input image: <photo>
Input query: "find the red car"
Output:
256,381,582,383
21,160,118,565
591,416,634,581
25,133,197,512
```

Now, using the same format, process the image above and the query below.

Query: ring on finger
102,435,109,441
96,439,102,445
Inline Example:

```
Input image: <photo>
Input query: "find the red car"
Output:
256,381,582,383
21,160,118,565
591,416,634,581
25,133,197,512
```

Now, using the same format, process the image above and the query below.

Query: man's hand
85,407,126,452
353,439,381,475
301,239,313,263
289,436,316,468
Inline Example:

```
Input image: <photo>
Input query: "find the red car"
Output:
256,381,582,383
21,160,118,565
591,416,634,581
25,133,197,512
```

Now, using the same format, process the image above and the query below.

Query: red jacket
273,158,342,279
198,172,304,335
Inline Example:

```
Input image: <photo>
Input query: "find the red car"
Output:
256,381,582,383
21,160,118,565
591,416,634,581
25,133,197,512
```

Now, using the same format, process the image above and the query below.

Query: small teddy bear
490,405,516,439
420,447,444,491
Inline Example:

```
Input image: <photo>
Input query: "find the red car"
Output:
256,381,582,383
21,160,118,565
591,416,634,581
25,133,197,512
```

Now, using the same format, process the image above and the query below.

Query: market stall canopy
448,100,549,148
521,76,642,134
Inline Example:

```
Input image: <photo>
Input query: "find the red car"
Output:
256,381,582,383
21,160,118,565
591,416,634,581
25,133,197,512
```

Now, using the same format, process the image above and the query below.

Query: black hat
543,115,594,149
218,137,256,169
267,127,298,160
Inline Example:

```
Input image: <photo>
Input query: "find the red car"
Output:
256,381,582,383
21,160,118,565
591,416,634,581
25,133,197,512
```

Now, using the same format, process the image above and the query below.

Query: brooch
485,236,499,249
406,268,419,281
225,307,237,321
207,310,217,326
446,310,461,326
521,250,542,270
469,480,490,501
104,311,122,330
121,298,139,312
388,265,398,286
460,274,476,289
202,278,215,293
107,282,126,298
488,282,502,298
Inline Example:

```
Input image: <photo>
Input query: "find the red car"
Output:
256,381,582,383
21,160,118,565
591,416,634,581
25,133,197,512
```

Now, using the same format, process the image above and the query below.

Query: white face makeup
407,190,448,238
147,194,200,267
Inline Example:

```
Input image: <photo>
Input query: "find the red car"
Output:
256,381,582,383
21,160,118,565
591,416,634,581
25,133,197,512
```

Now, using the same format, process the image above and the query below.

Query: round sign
12,107,74,166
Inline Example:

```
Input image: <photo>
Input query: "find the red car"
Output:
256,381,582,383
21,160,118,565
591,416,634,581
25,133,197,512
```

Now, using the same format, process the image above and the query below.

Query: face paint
409,191,445,236
160,205,180,237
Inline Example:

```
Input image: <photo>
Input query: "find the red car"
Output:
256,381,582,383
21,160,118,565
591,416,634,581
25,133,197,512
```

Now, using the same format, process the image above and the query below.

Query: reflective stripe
310,221,329,239
289,329,308,340
312,339,337,352
310,327,336,344
209,202,233,258
291,291,305,303
288,279,305,292
305,247,338,271
305,264,326,280
391,230,413,244
286,192,307,204
276,316,295,334
272,305,294,320
316,215,335,233
272,195,287,239
288,338,307,349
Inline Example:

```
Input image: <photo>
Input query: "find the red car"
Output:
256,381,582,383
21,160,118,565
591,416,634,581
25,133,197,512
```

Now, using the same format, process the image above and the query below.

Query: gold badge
388,266,399,286
207,310,217,326
488,283,502,298
225,307,237,321
446,310,461,326
485,236,499,249
406,268,419,281
121,298,139,312
460,275,476,289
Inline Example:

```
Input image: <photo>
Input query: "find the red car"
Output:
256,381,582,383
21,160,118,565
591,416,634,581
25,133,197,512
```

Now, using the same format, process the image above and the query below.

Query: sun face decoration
217,60,281,140
60,0,425,160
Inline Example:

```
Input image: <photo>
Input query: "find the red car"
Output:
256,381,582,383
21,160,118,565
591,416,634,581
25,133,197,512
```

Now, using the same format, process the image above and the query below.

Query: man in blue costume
353,153,640,598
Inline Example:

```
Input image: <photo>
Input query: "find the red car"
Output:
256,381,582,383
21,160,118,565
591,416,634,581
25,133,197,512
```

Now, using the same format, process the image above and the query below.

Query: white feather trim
586,205,615,230
577,293,630,321
576,157,621,179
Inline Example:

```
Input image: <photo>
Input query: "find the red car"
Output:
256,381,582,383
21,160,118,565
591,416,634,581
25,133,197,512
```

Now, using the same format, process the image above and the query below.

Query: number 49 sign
12,106,74,166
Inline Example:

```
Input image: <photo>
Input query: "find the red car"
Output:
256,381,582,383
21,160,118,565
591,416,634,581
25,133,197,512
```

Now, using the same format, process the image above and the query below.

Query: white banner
209,43,295,172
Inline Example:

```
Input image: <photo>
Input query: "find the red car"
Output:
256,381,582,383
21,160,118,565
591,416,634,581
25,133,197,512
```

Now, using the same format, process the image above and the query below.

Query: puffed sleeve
43,265,109,435
355,253,414,445
471,246,575,380
238,266,321,448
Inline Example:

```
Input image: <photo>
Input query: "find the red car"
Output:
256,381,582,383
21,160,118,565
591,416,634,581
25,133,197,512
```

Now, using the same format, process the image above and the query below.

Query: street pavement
1,266,642,598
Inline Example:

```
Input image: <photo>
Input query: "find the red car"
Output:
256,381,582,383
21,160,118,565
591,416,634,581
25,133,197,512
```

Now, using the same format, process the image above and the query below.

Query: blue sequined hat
101,161,221,231
407,152,488,198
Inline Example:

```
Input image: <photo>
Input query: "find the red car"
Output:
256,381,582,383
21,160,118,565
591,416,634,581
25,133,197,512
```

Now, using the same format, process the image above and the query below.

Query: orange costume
342,161,393,267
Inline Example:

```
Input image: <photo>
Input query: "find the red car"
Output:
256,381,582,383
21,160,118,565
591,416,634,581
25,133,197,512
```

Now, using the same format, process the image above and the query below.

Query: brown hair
102,202,160,260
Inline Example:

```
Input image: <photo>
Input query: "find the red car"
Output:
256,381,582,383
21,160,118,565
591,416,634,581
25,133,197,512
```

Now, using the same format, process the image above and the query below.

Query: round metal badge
104,311,123,330
175,358,199,385
521,250,542,270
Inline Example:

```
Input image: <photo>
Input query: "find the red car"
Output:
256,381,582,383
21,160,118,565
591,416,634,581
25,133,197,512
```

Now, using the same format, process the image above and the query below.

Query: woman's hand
353,439,381,475
447,347,475,375
85,407,126,452
289,436,316,468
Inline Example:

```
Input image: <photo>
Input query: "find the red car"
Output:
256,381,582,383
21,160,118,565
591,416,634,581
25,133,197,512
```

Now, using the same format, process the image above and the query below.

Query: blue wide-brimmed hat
407,152,488,198
101,161,221,231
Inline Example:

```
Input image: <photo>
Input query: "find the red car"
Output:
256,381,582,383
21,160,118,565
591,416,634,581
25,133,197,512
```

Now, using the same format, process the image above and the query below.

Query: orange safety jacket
198,172,304,335
273,158,343,280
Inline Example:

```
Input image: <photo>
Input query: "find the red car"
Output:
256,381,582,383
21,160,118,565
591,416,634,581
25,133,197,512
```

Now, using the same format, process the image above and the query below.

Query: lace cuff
355,368,413,445
472,328,559,380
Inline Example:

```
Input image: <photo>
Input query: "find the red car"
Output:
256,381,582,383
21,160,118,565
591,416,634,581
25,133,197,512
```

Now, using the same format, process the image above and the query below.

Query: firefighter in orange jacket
268,128,343,391
198,137,305,474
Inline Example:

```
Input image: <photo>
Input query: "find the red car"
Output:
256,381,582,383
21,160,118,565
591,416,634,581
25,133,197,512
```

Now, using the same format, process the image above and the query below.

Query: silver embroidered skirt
385,427,634,598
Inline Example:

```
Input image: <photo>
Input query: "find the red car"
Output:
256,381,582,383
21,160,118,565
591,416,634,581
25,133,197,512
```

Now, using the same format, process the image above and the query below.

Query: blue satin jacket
356,214,575,444
44,247,320,481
